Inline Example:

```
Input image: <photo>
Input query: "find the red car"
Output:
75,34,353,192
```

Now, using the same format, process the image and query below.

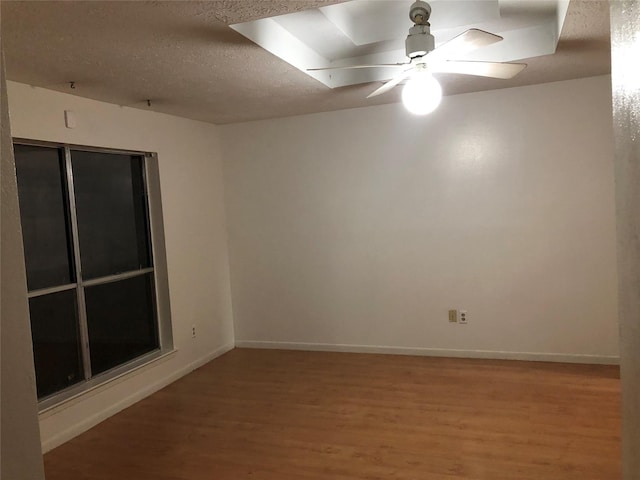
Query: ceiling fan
308,0,527,115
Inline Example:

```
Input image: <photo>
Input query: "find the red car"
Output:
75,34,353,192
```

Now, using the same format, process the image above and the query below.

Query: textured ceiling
1,0,610,125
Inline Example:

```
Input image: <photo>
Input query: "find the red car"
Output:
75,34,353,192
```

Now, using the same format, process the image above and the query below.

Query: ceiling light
401,70,442,115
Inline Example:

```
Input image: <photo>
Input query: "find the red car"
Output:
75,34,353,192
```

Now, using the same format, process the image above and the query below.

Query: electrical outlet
448,309,458,323
191,325,196,338
459,310,468,324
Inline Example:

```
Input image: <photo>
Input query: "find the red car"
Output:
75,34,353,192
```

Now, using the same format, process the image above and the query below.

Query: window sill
39,348,177,418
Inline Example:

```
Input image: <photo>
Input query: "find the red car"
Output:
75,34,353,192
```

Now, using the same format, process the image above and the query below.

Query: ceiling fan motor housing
406,24,435,58
406,1,435,58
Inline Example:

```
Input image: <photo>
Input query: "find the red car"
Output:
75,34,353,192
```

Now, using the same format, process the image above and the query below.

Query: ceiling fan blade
428,29,503,61
307,63,409,72
431,61,527,79
366,69,413,98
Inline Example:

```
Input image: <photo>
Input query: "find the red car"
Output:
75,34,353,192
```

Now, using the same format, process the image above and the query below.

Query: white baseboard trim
235,340,620,365
41,342,234,453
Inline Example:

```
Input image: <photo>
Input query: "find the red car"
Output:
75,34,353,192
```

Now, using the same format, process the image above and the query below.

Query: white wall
221,75,619,363
7,81,235,451
1,43,46,479
610,2,640,477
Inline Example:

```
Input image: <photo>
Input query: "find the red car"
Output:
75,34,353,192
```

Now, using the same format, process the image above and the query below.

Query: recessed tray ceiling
232,0,569,89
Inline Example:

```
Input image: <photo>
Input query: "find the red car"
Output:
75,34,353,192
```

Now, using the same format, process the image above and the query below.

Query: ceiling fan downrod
406,1,435,59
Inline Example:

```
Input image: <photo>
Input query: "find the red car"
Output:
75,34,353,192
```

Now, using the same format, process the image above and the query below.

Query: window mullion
83,267,154,288
28,283,77,298
64,146,93,381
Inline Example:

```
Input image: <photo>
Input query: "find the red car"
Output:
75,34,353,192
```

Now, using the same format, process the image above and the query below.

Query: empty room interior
1,1,639,479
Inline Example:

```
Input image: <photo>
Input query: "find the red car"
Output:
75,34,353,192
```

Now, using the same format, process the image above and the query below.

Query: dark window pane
85,273,158,375
71,151,151,279
14,144,74,290
29,290,83,398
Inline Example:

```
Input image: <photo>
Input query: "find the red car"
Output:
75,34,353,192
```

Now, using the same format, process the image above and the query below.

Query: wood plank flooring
44,349,621,480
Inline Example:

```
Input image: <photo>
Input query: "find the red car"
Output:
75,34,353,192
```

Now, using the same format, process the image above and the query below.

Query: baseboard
235,340,620,365
41,342,234,453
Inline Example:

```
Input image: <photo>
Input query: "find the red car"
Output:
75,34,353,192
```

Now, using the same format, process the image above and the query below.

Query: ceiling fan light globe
402,72,442,115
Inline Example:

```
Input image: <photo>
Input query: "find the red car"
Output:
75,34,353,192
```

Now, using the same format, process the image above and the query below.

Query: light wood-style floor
44,349,621,480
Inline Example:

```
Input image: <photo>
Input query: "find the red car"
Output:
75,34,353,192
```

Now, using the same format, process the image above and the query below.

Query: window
14,141,173,407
